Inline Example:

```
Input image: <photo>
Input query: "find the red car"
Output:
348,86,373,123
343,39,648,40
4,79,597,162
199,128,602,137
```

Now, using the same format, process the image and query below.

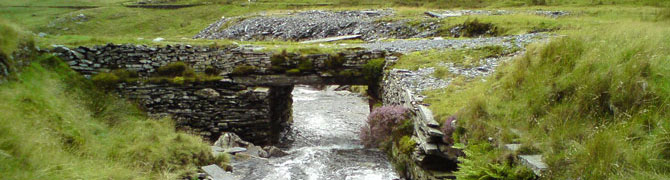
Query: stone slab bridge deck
52,43,388,144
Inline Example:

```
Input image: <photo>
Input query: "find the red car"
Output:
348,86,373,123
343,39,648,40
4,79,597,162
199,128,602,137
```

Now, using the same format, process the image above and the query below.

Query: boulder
264,146,289,157
246,145,268,158
214,132,251,149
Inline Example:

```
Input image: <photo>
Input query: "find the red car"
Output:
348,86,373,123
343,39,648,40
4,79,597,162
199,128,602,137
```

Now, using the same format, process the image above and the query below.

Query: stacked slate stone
381,60,462,180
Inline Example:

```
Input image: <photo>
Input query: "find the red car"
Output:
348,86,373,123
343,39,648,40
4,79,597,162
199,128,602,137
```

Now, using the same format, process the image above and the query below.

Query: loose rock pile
363,33,548,53
427,10,568,18
194,10,439,41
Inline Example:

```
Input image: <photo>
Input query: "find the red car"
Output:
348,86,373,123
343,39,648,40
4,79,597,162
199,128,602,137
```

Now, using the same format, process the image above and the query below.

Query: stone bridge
52,44,388,144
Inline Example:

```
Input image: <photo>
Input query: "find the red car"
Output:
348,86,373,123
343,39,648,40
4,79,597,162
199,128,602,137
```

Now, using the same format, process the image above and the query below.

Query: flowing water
231,85,399,180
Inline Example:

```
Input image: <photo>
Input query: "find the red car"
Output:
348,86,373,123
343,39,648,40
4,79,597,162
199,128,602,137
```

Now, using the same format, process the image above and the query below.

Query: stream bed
231,85,399,180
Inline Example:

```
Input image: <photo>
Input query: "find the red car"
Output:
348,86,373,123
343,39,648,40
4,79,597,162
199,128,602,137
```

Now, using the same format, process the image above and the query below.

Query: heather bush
360,105,408,148
441,115,457,145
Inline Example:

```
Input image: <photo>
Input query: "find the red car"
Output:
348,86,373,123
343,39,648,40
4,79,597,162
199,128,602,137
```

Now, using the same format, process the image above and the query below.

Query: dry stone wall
382,58,461,179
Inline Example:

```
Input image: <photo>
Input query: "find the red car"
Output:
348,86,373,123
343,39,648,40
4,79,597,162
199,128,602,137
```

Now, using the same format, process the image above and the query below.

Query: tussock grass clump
156,61,195,77
231,65,258,75
91,69,139,89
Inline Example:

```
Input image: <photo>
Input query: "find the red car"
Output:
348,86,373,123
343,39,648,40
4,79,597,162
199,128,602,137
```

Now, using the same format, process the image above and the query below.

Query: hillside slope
426,19,670,179
0,22,227,180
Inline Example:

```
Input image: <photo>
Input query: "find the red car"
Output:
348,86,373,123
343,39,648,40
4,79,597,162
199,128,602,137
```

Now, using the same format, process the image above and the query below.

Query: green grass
0,24,228,180
422,20,670,179
2,0,670,179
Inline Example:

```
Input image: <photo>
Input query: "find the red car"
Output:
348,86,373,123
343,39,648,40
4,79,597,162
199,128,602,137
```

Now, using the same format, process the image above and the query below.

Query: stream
231,85,399,180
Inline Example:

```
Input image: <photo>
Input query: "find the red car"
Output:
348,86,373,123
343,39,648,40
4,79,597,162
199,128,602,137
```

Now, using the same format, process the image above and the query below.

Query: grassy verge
422,20,670,179
0,23,228,180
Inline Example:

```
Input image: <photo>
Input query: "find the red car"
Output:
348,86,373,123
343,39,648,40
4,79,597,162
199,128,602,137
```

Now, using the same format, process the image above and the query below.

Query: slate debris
194,10,440,41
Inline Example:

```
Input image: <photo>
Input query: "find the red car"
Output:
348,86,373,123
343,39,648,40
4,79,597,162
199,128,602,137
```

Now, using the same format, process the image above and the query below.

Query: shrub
156,62,194,77
360,105,408,148
450,19,503,38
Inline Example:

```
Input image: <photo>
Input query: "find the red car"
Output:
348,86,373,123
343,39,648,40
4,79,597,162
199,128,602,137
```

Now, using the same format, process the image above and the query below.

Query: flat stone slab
224,147,247,154
201,164,239,180
519,155,548,176
300,35,361,44
425,11,463,18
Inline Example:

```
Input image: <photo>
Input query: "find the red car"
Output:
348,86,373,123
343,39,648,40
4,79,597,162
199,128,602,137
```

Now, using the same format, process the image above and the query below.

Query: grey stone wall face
382,59,461,180
117,81,290,144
